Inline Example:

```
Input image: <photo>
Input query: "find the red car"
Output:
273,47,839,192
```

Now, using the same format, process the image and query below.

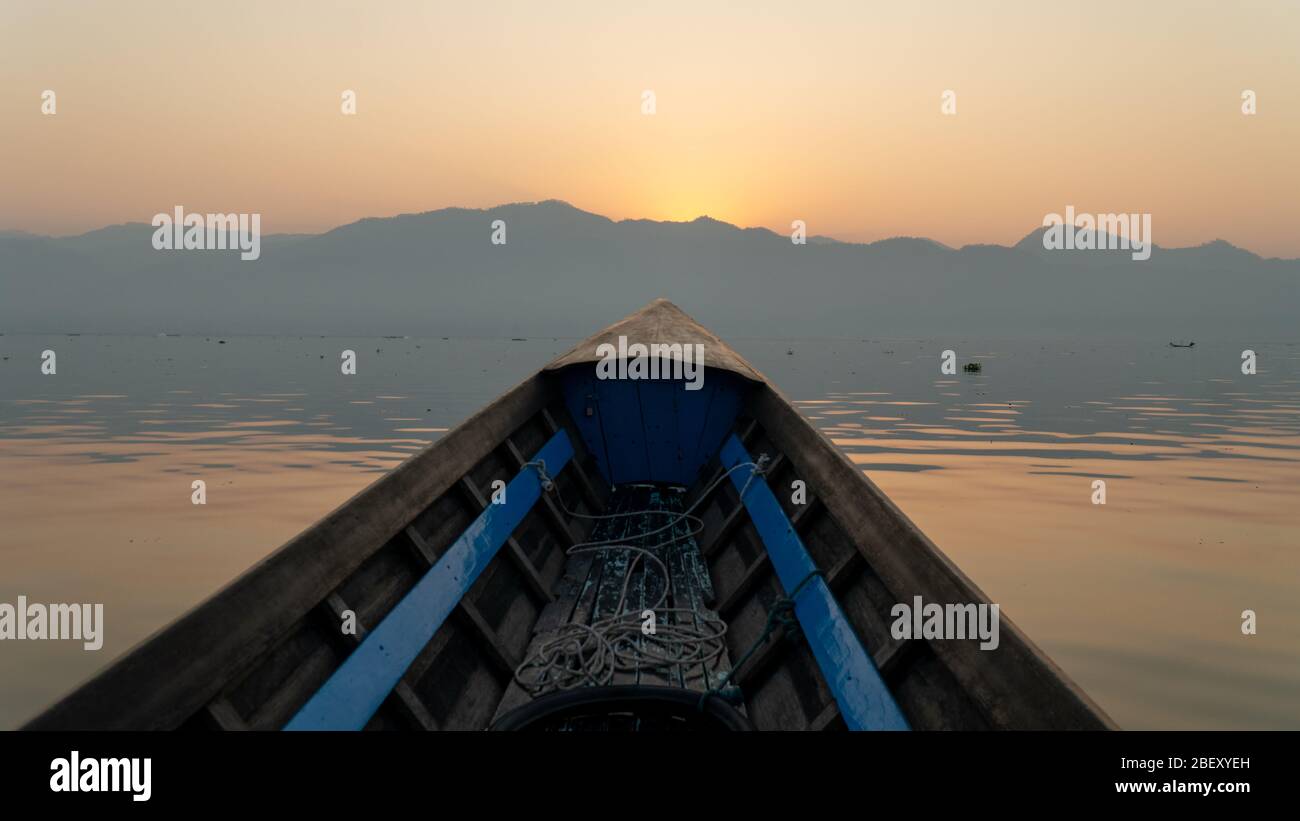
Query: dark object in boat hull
490,685,754,731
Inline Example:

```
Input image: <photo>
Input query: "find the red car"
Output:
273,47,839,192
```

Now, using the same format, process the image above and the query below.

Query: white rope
514,456,770,696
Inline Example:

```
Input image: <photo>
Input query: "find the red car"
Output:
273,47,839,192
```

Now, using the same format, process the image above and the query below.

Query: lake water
2,334,1298,729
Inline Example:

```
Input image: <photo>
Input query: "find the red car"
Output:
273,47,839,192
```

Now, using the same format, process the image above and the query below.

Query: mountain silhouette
1,200,1295,338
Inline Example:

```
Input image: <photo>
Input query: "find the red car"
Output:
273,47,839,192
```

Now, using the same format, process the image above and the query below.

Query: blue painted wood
718,434,910,731
597,375,652,484
691,375,746,476
284,430,575,731
559,370,611,480
638,380,682,481
560,367,750,486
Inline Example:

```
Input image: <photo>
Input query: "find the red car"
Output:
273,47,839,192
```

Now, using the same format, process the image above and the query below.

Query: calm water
1,334,1298,729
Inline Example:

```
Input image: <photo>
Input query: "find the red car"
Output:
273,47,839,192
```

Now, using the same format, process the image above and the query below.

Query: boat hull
25,301,1113,731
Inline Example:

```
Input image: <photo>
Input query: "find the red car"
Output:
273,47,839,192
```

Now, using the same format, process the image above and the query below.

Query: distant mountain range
2,200,1296,338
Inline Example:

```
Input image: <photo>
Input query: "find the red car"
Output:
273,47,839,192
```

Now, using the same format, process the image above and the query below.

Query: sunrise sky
3,1,1298,255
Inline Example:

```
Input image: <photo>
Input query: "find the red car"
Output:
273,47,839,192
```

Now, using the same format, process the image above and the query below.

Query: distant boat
1169,341,1196,348
25,300,1113,732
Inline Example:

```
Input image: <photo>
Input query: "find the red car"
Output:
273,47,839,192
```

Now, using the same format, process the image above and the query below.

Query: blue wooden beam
719,434,909,731
285,430,575,731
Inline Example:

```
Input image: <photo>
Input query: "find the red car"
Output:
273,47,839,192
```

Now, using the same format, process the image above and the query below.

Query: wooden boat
25,300,1113,731
1169,341,1196,348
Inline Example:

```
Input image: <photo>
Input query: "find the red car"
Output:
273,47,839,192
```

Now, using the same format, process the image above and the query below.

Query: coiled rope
513,456,770,696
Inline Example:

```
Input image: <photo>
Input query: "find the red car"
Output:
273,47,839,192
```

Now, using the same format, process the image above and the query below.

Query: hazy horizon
4,198,1298,260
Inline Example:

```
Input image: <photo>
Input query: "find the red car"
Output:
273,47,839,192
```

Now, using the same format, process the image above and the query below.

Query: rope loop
736,452,772,503
524,459,554,492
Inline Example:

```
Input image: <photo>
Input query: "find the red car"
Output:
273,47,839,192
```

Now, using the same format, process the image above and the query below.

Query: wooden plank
391,682,440,731
662,505,714,690
285,430,574,731
589,486,639,622
454,599,521,676
825,548,867,591
701,493,748,560
246,645,340,729
598,490,646,687
203,698,248,730
717,493,821,615
404,525,438,565
323,592,353,626
718,555,772,617
681,500,717,604
874,636,920,681
808,701,841,732
565,498,631,629
532,553,592,635
789,492,822,527
627,506,671,688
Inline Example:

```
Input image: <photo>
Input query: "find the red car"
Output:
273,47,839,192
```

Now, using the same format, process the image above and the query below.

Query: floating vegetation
963,362,982,373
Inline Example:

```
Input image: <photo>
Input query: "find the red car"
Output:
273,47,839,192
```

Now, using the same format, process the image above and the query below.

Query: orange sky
2,1,1298,255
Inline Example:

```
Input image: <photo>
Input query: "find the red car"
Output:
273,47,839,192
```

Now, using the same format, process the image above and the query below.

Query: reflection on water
1,334,1298,729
